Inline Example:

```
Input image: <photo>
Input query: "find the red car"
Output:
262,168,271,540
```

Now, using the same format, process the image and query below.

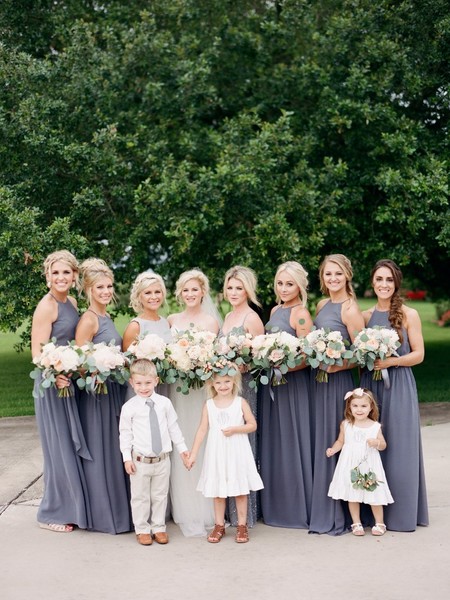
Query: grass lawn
0,301,448,418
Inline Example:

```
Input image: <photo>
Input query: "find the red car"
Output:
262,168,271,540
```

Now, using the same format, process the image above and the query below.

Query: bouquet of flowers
126,332,168,380
351,458,383,492
78,341,129,394
352,326,400,381
166,327,218,394
213,331,253,371
302,328,354,383
30,339,85,398
249,330,302,390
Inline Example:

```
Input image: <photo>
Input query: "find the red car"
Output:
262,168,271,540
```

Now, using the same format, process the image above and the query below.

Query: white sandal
39,523,74,533
351,523,365,536
371,523,386,536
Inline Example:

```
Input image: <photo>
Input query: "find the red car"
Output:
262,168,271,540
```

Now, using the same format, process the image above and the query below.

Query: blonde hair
44,250,79,289
344,388,379,424
206,370,242,398
223,265,261,308
130,358,158,378
174,269,210,304
129,271,167,313
79,258,115,304
274,261,308,306
319,254,355,299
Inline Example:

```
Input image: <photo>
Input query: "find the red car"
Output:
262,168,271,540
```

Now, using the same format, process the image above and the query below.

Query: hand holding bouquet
249,330,302,389
214,330,253,372
30,339,85,398
352,326,400,381
78,340,128,394
302,328,354,383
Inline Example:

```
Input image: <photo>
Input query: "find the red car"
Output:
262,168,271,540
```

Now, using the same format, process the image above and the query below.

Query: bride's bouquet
302,328,354,383
166,327,218,394
30,339,85,398
249,330,302,389
78,340,129,394
352,326,400,381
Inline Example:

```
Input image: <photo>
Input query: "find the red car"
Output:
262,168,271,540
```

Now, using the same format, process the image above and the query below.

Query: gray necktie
146,399,162,456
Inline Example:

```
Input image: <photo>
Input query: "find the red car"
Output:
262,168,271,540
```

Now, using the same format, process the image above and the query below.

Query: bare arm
326,421,345,457
367,428,387,451
375,307,424,369
186,403,209,468
75,311,98,345
222,398,256,437
31,296,57,359
122,320,140,351
245,311,265,337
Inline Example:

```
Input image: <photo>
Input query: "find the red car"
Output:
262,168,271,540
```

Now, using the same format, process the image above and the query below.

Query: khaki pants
130,454,171,534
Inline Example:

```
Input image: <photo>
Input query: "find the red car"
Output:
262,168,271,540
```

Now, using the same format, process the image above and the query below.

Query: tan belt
133,451,169,464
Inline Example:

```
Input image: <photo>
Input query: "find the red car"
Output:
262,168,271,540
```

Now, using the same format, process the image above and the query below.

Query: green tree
0,0,448,337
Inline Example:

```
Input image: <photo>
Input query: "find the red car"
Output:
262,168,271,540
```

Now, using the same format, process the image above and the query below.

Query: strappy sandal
371,523,386,536
207,524,225,543
39,523,74,533
235,524,249,543
351,523,365,536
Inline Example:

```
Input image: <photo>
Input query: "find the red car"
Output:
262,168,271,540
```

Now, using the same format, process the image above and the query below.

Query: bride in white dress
168,269,221,537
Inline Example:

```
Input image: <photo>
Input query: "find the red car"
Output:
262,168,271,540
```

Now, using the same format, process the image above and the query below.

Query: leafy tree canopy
0,0,448,336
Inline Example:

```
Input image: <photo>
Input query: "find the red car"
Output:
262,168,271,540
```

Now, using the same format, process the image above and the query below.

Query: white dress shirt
119,391,187,462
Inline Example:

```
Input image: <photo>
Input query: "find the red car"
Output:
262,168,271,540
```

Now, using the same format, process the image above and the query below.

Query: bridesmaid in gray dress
258,261,314,528
122,272,172,397
31,250,91,532
361,259,428,531
309,254,364,535
76,258,132,534
222,265,265,527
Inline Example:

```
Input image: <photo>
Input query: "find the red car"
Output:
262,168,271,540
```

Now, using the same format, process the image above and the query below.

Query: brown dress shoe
136,533,153,546
153,532,169,544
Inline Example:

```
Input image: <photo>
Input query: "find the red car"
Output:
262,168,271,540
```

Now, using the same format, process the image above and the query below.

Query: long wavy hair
371,259,404,343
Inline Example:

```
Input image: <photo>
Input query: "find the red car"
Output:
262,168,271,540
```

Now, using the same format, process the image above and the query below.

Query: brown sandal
235,524,249,543
207,524,225,543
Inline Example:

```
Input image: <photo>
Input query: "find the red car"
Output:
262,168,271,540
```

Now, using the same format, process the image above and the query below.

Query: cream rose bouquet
166,327,218,394
126,332,168,379
30,339,85,398
352,326,400,381
78,341,129,394
249,330,302,390
214,331,253,371
302,328,354,383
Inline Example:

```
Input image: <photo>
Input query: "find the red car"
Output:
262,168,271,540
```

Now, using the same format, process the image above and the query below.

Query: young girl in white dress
327,388,394,537
187,368,264,544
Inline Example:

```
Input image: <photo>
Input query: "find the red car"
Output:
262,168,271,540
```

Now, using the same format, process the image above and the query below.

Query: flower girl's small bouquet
166,327,218,394
351,458,383,492
302,328,354,383
249,330,302,389
30,339,85,398
352,326,400,381
78,341,129,394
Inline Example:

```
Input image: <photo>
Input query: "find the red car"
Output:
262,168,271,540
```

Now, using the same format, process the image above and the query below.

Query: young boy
119,359,189,546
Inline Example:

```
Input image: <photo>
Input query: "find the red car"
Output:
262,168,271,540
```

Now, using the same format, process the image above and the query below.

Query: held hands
180,451,191,470
124,460,136,475
185,452,196,471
